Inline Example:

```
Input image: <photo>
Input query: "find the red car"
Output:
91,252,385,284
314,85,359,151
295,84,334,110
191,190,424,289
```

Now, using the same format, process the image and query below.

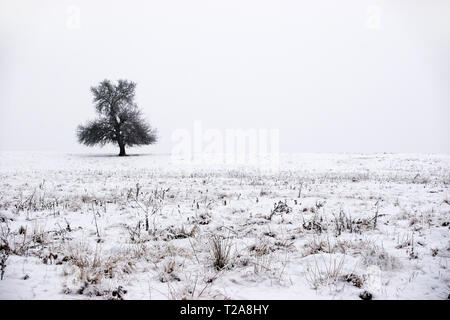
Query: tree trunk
119,143,126,156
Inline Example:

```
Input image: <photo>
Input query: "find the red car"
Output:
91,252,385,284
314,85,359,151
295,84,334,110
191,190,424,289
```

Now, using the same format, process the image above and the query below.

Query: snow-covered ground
0,151,449,299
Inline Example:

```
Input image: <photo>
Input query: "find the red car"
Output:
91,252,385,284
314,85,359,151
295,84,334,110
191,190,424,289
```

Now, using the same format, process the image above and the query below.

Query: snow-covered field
0,151,449,300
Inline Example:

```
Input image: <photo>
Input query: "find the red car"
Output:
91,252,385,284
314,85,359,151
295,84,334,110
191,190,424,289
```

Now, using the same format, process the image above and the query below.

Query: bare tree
77,79,157,156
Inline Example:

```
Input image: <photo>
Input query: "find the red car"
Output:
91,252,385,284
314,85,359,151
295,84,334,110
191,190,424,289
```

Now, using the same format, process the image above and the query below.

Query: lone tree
77,79,157,156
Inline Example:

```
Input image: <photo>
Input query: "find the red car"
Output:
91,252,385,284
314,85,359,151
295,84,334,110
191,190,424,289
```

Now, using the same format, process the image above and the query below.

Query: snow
0,151,449,300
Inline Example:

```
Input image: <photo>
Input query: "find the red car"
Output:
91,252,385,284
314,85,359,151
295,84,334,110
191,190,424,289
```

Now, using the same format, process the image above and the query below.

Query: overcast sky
1,0,449,154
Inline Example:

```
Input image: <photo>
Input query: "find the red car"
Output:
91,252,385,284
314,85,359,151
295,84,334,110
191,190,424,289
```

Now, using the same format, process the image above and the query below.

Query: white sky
1,0,449,154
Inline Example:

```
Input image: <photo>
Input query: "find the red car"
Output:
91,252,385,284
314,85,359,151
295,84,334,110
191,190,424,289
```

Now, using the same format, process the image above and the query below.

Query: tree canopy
77,79,157,156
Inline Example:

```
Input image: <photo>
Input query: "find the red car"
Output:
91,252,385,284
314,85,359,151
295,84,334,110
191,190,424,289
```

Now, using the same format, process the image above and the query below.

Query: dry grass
209,235,233,270
305,254,346,289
